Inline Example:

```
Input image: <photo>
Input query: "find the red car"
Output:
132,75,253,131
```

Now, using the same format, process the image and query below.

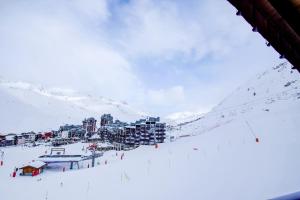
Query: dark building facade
100,114,113,126
98,116,166,149
83,118,97,133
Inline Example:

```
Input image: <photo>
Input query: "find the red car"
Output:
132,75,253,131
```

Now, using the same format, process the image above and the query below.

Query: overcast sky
0,0,281,117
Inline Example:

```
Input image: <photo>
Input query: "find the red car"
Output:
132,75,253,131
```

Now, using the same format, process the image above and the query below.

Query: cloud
70,0,110,21
112,0,206,60
147,86,185,106
108,0,253,62
0,0,140,102
0,0,280,118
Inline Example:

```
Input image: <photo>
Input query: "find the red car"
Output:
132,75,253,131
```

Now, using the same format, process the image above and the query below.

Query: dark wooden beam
227,0,300,72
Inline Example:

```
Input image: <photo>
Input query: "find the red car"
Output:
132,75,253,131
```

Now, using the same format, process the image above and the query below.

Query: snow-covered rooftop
20,160,46,169
38,155,83,162
90,134,100,139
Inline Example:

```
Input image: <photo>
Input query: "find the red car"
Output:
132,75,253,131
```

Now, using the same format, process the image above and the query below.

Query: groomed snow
1,98,300,200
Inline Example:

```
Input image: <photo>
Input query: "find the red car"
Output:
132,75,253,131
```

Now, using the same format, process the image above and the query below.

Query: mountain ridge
0,78,146,133
168,62,300,137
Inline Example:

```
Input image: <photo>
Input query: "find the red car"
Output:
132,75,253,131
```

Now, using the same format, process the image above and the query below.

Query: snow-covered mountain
0,79,146,133
169,62,300,137
164,111,205,127
1,63,300,200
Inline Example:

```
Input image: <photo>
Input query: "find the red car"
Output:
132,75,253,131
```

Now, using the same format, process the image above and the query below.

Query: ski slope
0,63,300,200
170,62,300,138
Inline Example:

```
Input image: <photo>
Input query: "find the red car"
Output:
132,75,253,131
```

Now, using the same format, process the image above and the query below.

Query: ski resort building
16,135,25,145
58,125,85,139
21,132,36,143
138,121,165,145
20,161,46,176
4,134,17,146
43,132,53,140
100,114,113,126
123,126,136,147
68,127,85,139
0,133,31,146
98,116,166,149
83,118,97,134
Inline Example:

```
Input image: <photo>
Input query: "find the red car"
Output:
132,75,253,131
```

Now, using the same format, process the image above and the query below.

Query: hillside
0,79,145,133
1,63,300,200
169,62,300,138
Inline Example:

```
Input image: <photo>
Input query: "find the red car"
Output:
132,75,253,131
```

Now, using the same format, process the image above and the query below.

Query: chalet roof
20,161,46,169
228,0,300,72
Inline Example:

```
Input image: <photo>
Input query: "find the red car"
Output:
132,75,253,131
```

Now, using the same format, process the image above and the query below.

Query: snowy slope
0,63,300,200
0,79,145,133
169,62,300,138
164,111,205,127
0,100,300,200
